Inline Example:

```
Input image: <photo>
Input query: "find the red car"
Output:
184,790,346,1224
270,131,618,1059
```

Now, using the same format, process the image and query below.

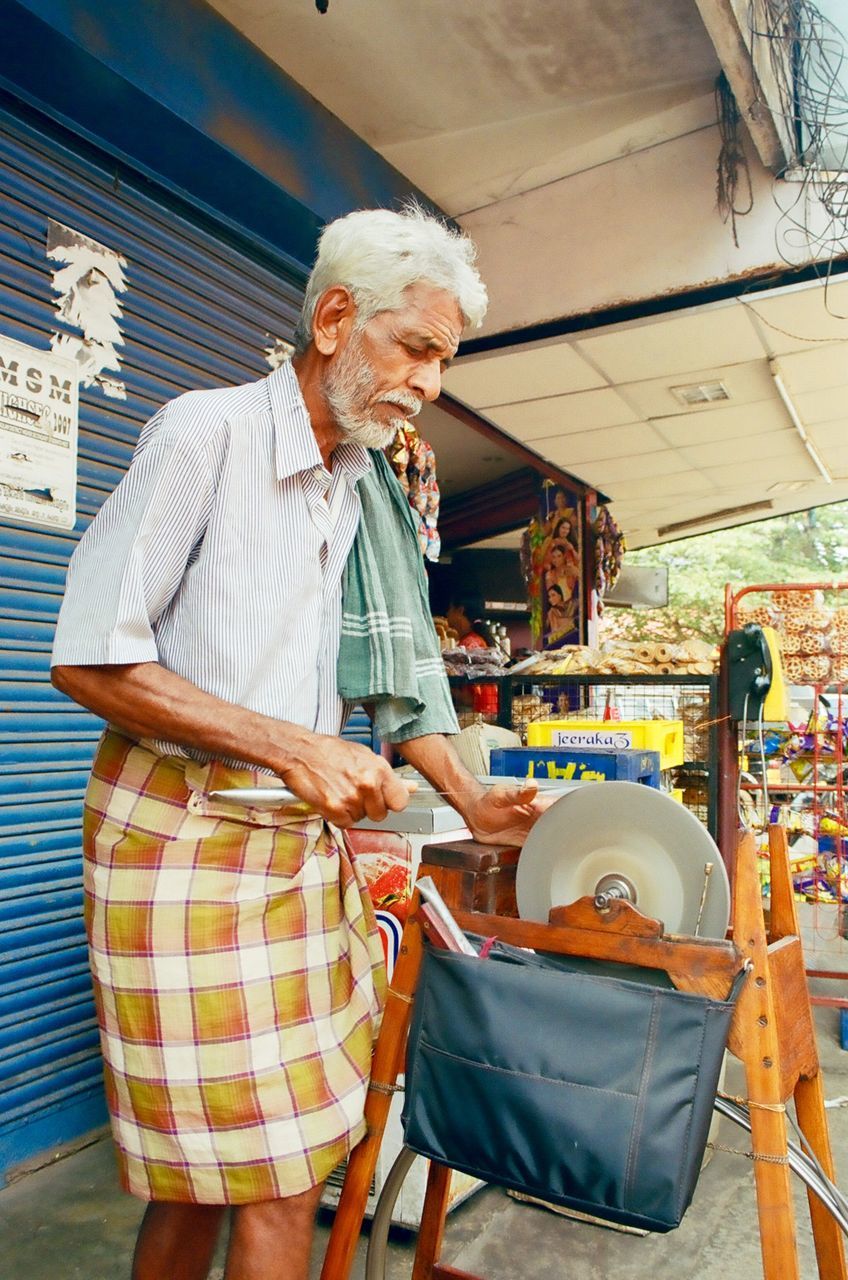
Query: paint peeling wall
46,221,127,399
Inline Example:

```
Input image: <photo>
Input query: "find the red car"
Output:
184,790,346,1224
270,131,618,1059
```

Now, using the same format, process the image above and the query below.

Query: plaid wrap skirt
83,729,386,1204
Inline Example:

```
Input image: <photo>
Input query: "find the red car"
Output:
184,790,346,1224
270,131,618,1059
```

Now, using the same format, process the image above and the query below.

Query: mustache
377,392,422,417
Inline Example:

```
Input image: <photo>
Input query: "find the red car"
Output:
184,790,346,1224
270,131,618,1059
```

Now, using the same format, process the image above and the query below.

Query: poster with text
0,334,79,530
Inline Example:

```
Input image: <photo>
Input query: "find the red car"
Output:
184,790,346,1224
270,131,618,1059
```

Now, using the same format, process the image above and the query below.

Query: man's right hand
279,732,414,827
51,662,414,826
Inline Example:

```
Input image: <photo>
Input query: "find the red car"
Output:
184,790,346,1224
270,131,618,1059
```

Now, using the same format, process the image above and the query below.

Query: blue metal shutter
0,102,374,1178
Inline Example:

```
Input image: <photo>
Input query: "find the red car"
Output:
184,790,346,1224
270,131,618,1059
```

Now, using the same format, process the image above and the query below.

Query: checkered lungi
82,729,386,1204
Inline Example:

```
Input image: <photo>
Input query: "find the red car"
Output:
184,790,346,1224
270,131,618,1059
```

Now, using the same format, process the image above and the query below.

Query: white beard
323,337,421,449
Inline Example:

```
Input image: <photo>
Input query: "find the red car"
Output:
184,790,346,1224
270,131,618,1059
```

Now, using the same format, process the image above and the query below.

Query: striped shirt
51,362,371,768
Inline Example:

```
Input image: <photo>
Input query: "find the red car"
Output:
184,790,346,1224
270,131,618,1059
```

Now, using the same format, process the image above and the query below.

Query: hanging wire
748,1,848,314
716,72,755,247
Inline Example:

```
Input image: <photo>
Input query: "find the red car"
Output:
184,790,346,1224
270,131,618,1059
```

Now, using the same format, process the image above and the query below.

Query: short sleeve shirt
51,362,371,767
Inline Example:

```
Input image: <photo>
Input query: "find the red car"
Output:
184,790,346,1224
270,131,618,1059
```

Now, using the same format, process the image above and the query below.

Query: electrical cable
758,699,771,823
738,691,752,828
747,1,848,312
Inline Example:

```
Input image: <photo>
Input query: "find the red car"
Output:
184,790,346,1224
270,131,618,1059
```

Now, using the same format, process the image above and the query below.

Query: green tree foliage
600,502,848,646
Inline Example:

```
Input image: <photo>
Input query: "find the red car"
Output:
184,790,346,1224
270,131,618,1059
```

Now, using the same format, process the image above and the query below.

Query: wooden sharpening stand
322,827,846,1280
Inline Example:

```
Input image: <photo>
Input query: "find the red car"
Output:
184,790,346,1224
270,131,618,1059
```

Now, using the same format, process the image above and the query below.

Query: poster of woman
531,483,583,648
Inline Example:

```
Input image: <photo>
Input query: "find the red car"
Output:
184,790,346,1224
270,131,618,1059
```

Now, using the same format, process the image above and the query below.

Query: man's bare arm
52,662,410,826
397,732,548,846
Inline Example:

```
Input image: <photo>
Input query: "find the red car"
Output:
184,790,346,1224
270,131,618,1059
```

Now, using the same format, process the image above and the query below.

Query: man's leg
131,1202,227,1280
224,1182,326,1280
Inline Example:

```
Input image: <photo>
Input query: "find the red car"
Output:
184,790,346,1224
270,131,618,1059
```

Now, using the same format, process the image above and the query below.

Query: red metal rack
725,583,848,1041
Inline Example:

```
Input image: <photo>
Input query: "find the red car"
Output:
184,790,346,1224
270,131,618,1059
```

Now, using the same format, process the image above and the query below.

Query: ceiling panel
542,422,668,466
777,345,848,395
698,462,798,490
652,398,788,447
574,305,764,383
808,419,848,449
585,451,691,486
792,385,848,425
488,387,638,439
617,359,776,419
443,342,605,407
744,282,848,354
675,428,804,469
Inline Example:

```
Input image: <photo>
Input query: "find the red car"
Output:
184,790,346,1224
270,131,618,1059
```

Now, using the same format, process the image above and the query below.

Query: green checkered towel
339,449,459,744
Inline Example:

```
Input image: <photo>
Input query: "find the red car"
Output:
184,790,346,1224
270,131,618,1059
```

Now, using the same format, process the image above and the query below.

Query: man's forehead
394,285,463,346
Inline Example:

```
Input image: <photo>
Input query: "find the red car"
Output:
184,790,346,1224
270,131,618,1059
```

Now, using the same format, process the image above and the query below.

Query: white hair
292,203,488,355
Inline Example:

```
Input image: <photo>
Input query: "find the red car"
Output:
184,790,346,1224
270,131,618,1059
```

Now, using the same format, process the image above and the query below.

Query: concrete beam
693,0,794,172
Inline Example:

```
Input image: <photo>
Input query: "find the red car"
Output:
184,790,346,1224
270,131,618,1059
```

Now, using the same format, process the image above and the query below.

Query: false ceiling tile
676,428,802,469
698,461,792,491
487,386,636,440
776,345,848,395
652,398,787,447
443,342,604,408
792,385,848,425
813,441,848,471
808,419,848,450
618,359,775,420
744,282,848,355
594,458,707,491
542,422,667,466
575,304,763,384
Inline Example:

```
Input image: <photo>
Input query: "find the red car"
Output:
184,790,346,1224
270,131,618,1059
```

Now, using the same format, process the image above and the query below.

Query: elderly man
51,205,544,1280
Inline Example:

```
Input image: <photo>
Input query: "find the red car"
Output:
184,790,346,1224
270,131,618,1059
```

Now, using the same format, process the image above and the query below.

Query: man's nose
410,360,442,403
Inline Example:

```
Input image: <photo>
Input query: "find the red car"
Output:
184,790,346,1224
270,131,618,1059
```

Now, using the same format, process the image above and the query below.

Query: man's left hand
464,782,554,847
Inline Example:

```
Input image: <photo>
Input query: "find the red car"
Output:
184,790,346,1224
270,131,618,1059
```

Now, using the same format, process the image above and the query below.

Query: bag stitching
673,1006,722,1217
415,1038,638,1098
623,991,660,1205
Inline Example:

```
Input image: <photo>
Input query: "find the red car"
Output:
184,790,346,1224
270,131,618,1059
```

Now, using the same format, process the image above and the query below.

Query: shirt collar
266,361,372,484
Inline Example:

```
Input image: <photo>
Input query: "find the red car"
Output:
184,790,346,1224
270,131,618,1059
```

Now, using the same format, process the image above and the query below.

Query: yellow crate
525,719,685,770
671,788,684,805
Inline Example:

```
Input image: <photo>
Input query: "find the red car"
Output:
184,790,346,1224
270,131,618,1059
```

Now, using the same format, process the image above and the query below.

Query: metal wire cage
500,673,719,838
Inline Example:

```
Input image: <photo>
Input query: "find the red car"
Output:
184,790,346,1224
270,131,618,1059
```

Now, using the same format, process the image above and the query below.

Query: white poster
0,334,79,530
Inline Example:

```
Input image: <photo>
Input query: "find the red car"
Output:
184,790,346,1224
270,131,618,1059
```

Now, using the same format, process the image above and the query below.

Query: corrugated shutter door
0,103,374,1177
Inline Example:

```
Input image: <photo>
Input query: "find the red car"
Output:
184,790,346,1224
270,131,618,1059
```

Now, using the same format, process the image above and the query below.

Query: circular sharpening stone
516,782,731,939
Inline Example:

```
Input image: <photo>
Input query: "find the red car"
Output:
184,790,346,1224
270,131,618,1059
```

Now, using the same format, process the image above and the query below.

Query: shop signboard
0,334,79,529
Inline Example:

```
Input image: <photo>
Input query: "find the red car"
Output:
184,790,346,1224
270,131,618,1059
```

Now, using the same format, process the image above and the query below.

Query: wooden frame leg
320,910,424,1280
730,832,801,1280
411,1161,454,1280
795,1071,848,1280
769,826,848,1280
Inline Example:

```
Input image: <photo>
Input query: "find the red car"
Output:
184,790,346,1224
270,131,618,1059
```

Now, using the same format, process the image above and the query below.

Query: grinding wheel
516,782,731,939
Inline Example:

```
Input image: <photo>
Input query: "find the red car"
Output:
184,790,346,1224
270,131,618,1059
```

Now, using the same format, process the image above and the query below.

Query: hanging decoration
387,425,442,561
591,505,626,600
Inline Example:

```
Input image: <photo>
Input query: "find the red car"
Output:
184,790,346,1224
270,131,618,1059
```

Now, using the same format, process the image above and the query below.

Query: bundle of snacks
442,646,507,679
511,692,544,735
737,603,778,628
833,608,848,656
783,653,831,684
432,616,459,652
679,689,712,761
518,638,719,677
757,588,834,684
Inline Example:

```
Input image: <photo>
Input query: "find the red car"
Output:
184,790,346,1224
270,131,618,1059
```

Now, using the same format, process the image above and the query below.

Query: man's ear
312,286,357,355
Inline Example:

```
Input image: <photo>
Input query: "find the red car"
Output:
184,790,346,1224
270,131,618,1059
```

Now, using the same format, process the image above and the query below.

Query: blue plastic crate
489,747,661,787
